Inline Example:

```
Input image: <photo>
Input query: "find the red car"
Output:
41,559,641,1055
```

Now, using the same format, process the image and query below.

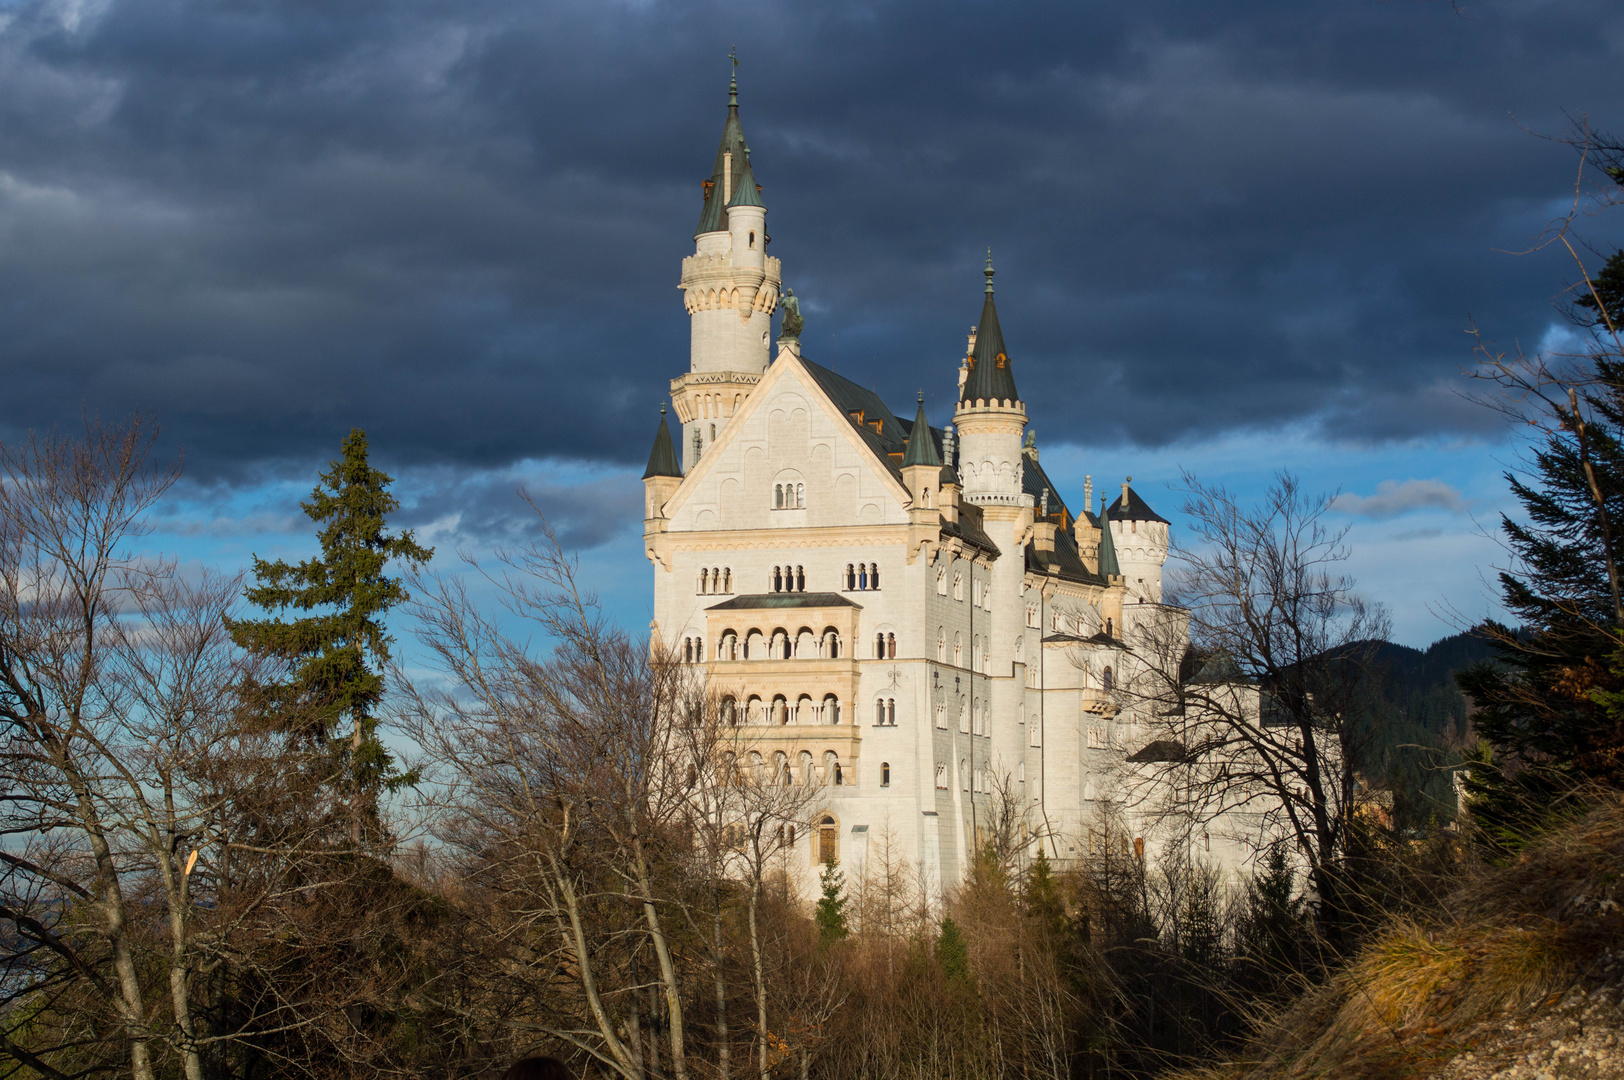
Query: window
1087,724,1104,749
1027,606,1038,628
936,763,948,790
936,569,948,595
845,564,856,590
881,762,891,787
772,566,783,592
796,565,805,591
953,572,963,601
858,564,868,590
773,478,805,510
972,635,980,674
886,699,896,726
973,579,982,606
937,629,945,662
818,817,837,865
958,697,969,734
960,758,969,792
935,704,946,729
1102,666,1114,692
875,633,886,659
953,633,962,667
871,563,880,589
748,230,756,248
1105,618,1114,638
824,695,841,725
886,633,896,659
1030,716,1041,747
876,700,887,725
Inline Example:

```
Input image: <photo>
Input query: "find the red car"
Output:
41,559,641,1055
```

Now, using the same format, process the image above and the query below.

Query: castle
641,75,1196,893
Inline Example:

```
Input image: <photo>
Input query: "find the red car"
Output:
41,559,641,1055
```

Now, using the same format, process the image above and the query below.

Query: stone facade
642,85,1268,898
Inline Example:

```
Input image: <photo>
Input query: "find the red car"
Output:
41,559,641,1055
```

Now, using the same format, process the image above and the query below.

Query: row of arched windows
844,563,880,591
874,632,896,659
682,636,706,663
874,698,896,726
721,749,847,789
697,566,732,595
720,693,844,726
774,483,806,509
772,565,806,593
716,626,842,661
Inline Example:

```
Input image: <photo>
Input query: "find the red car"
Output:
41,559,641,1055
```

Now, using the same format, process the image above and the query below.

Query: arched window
870,563,880,589
800,751,815,785
937,629,945,662
972,636,980,673
886,633,896,659
1102,666,1114,691
958,697,968,733
936,569,947,595
824,695,840,724
858,565,868,590
922,487,932,508
875,633,885,659
953,633,962,667
845,564,856,590
876,700,886,725
953,572,963,601
721,697,738,726
796,565,805,591
796,483,805,507
960,758,970,792
818,816,837,864
772,566,783,592
748,230,756,249
881,762,891,787
723,568,731,593
825,628,841,658
712,567,721,593
683,638,692,663
886,699,896,726
774,484,784,509
1105,618,1114,638
699,568,709,594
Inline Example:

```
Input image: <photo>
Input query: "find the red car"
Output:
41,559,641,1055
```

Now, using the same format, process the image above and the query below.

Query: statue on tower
780,287,804,340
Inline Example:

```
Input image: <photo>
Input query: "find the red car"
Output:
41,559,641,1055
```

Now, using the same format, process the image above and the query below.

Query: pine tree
935,917,969,983
1022,849,1067,943
813,860,848,946
228,429,434,846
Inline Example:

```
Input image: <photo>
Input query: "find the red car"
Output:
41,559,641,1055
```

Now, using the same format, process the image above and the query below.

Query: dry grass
1172,794,1624,1080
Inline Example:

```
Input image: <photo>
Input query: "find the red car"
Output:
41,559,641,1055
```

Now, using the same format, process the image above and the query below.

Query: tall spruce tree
228,429,433,846
1460,283,1624,840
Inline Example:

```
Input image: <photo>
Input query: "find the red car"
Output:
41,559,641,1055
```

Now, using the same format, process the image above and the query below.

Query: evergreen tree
1574,249,1624,332
1022,849,1067,943
228,429,433,846
813,860,848,946
935,917,969,983
1456,350,1624,842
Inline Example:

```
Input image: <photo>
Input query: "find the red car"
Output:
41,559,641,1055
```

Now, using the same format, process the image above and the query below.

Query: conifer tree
935,917,969,983
228,428,433,846
813,860,848,946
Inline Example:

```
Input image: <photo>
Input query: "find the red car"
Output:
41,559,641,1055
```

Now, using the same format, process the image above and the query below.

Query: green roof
706,592,859,611
695,85,751,235
643,408,682,479
960,257,1020,404
901,394,941,468
727,150,765,208
1097,498,1121,578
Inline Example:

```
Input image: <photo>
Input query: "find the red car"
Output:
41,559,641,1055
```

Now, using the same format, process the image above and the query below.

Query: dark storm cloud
0,0,1619,484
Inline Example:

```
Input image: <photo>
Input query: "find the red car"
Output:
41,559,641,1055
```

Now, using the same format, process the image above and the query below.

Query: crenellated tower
673,67,783,470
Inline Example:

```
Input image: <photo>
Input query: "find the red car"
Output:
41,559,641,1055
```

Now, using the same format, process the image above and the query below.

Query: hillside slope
1181,797,1624,1080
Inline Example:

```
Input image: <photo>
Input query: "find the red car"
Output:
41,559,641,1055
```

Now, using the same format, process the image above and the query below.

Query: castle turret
901,392,942,527
643,405,683,523
1107,477,1170,603
952,254,1029,508
673,67,783,470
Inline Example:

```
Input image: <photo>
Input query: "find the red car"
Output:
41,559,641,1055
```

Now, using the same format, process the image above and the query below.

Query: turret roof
727,150,765,208
1097,498,1122,578
695,77,752,235
642,407,682,479
901,394,941,468
960,254,1020,405
1110,483,1169,524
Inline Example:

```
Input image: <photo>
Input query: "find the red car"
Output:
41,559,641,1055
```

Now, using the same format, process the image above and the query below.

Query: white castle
642,77,1217,894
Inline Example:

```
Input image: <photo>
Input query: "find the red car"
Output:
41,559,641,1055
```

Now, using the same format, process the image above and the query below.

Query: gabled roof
643,407,682,479
960,256,1020,404
1110,484,1169,524
901,394,941,468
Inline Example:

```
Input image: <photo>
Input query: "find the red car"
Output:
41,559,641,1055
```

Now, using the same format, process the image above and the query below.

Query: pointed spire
902,391,942,468
695,60,750,235
643,404,682,479
960,254,1019,404
1097,495,1121,579
728,147,765,208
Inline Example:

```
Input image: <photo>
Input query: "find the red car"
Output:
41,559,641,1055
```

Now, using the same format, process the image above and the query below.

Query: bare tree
1122,472,1390,948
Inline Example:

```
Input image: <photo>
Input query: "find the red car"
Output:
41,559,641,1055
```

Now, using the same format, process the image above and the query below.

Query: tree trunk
713,894,730,1080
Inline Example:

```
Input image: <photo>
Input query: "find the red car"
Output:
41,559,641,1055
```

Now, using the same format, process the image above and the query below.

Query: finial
729,46,739,107
660,403,667,416
984,248,995,294
917,390,924,405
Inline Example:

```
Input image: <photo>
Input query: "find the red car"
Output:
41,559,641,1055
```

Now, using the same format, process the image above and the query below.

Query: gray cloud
1330,479,1467,519
0,0,1619,483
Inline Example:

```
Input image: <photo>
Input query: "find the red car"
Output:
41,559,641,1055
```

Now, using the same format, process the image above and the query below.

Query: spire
695,59,750,235
728,147,765,208
960,252,1019,404
1097,496,1121,579
643,405,682,479
902,392,942,468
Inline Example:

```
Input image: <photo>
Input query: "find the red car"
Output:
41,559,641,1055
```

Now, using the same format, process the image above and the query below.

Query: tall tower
953,254,1029,508
673,64,783,470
